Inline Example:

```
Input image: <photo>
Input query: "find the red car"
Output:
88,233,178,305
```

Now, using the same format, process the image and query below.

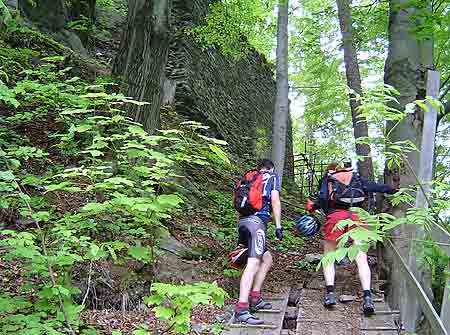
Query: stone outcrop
162,0,292,160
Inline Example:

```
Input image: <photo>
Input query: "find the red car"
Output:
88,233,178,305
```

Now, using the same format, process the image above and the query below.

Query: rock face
111,0,293,165
163,0,283,159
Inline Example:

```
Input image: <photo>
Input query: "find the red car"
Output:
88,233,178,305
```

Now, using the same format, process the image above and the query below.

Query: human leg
234,216,267,324
250,251,273,311
323,240,338,306
349,214,374,316
252,251,273,292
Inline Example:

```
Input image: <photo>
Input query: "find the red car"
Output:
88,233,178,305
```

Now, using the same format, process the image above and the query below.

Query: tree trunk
0,0,12,28
383,0,434,323
18,0,68,31
113,0,172,133
336,0,374,180
271,0,289,185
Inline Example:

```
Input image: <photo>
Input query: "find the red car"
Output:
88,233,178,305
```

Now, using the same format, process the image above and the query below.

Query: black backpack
328,172,366,207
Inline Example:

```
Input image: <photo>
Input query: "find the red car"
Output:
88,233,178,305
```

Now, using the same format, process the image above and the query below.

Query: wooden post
401,70,440,332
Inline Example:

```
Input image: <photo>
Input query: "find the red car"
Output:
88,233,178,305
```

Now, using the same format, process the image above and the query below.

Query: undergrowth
0,26,232,335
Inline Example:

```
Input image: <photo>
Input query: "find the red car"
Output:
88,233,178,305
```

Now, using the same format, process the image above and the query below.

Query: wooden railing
385,70,450,335
387,227,450,335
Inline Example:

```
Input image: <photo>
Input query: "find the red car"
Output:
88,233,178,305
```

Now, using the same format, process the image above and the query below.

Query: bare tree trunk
336,0,374,180
383,0,434,325
113,0,172,133
272,0,289,184
0,0,12,28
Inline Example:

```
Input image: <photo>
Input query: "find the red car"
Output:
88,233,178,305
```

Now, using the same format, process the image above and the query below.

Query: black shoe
234,309,264,325
363,296,375,316
250,297,272,312
324,292,337,307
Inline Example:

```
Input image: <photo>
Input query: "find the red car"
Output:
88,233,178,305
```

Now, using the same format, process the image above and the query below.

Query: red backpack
233,170,263,216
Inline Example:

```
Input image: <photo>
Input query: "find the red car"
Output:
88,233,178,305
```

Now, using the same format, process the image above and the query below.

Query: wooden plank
223,288,290,335
228,323,278,329
387,239,449,335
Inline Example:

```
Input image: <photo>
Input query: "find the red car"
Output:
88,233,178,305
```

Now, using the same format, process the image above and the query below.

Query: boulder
304,253,322,264
154,251,199,283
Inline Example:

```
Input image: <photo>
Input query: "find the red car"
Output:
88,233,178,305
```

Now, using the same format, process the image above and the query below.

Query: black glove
276,228,283,241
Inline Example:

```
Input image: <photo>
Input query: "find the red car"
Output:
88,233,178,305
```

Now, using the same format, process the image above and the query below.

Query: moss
0,47,40,64
3,27,66,54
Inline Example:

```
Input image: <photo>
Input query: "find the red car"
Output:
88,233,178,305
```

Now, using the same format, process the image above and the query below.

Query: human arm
271,190,282,230
361,178,397,194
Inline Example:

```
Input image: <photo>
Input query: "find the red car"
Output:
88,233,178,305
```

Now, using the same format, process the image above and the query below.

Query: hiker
305,162,396,315
233,159,283,325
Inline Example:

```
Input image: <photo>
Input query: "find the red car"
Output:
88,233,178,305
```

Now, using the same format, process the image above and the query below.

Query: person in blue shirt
234,159,283,325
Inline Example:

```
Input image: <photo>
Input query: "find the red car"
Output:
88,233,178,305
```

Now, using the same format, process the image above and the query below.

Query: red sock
235,302,249,312
249,290,261,303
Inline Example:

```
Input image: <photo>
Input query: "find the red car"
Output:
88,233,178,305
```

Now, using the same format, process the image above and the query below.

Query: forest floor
78,215,376,335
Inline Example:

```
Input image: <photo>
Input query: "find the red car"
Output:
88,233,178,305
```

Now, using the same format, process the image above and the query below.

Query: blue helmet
295,215,320,237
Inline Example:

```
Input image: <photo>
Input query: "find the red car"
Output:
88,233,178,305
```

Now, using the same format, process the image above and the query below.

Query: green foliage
191,0,277,58
0,40,232,333
207,191,236,227
294,259,314,272
66,15,91,33
268,220,304,253
223,268,241,278
0,80,19,107
421,241,450,311
144,282,227,334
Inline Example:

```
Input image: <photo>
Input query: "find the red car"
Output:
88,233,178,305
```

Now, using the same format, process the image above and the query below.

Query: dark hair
327,162,338,171
257,159,274,170
343,161,352,168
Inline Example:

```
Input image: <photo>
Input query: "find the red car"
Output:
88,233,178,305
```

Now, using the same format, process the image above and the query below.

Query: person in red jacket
306,163,397,316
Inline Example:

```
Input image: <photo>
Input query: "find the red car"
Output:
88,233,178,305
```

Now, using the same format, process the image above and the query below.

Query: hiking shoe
362,296,375,316
250,297,272,312
323,292,337,307
234,310,264,325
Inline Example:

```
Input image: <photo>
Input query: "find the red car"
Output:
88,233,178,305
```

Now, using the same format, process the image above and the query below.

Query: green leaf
153,306,174,320
121,98,150,106
81,202,109,214
81,92,108,98
74,124,93,133
0,170,15,181
347,245,359,261
334,248,347,262
41,55,65,62
45,181,81,193
104,177,134,187
32,211,50,222
156,194,183,207
89,244,100,258
208,144,231,165
128,246,152,263
198,135,228,145
143,294,165,306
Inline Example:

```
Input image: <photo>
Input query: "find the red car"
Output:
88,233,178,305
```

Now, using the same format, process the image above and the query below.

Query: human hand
306,199,315,212
276,228,283,241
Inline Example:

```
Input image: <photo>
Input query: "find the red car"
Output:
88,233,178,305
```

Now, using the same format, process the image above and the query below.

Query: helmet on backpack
227,248,248,269
295,215,321,237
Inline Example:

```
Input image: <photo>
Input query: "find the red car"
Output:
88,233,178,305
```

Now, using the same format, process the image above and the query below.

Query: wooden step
222,288,291,335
